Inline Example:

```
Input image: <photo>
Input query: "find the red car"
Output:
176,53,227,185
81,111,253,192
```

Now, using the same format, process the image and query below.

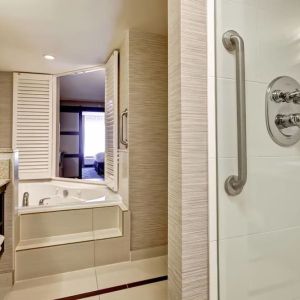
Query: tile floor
3,256,167,300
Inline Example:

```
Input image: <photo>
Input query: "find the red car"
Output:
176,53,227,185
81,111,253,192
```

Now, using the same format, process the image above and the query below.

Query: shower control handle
272,89,300,104
275,113,300,129
223,30,247,196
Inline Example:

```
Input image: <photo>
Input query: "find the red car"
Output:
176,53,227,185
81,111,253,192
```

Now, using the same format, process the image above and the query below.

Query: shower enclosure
213,0,300,299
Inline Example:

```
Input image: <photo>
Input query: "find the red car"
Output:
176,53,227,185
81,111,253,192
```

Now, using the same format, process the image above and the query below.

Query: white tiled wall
215,0,300,299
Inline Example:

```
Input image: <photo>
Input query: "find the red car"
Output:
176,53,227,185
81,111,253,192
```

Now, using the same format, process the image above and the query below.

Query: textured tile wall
0,160,10,180
0,73,13,148
168,0,209,299
128,30,168,251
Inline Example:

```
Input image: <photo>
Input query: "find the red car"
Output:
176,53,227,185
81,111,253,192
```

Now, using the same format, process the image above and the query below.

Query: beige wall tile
118,30,168,252
128,30,168,251
16,241,94,280
0,72,12,148
0,272,13,299
92,206,120,231
20,209,93,240
94,212,130,266
94,237,130,266
168,0,209,299
0,160,10,179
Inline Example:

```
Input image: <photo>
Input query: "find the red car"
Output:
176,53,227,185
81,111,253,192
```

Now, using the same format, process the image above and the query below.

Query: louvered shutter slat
13,73,53,180
105,51,119,191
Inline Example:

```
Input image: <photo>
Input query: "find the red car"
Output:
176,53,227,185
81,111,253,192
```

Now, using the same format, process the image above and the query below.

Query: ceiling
0,0,167,74
60,70,105,102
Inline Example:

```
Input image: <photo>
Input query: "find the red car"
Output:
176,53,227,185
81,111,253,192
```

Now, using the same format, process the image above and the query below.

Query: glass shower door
216,0,300,299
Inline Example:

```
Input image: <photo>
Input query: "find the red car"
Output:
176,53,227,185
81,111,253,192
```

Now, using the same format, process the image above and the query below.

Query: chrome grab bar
120,108,128,147
223,30,247,196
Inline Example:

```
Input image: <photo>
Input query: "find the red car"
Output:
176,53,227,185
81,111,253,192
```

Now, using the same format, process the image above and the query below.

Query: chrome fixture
275,113,300,129
222,30,247,196
266,76,300,146
272,89,300,104
63,189,68,197
39,197,50,206
120,108,128,147
22,192,29,207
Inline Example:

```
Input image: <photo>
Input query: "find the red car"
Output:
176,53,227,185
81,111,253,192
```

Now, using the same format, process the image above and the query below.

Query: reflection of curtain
83,112,105,156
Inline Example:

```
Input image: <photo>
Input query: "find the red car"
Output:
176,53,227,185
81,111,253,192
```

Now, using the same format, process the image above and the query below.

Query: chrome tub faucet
39,197,51,206
22,192,29,207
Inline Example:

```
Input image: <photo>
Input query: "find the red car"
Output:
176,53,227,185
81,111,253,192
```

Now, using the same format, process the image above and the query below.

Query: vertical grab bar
223,30,247,196
120,109,128,147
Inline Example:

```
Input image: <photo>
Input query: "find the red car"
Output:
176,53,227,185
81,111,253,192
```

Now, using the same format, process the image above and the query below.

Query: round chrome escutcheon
266,76,300,147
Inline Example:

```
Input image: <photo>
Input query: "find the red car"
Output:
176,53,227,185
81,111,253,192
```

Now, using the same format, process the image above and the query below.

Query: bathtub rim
17,199,128,215
52,176,106,186
18,178,126,215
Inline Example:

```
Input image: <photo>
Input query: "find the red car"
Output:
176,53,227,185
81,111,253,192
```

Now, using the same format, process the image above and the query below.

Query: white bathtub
18,180,125,214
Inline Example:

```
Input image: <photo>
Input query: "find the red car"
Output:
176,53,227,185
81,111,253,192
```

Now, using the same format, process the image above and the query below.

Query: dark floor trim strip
55,275,168,300
127,276,168,288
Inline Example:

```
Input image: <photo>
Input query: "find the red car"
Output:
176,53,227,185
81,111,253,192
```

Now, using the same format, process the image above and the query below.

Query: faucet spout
22,192,29,207
39,197,51,206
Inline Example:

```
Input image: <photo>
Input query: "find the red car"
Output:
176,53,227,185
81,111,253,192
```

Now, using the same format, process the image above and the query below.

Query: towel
0,235,4,252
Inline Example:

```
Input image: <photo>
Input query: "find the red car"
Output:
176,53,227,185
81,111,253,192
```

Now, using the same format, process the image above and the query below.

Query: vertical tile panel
128,30,168,251
168,0,183,298
168,0,208,299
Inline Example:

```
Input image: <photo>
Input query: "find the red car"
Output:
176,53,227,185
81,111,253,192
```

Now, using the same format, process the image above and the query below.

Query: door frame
60,105,105,178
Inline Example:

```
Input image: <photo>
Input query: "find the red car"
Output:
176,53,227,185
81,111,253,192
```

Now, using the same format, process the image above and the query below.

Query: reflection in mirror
58,70,105,182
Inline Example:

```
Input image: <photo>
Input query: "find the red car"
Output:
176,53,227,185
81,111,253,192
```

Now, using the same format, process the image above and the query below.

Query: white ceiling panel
0,0,167,74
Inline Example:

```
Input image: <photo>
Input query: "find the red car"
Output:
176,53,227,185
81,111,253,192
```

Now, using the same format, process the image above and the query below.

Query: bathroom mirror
54,51,119,190
57,69,106,182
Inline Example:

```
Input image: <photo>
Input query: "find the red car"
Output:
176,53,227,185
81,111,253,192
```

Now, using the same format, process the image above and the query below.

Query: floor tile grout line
54,275,168,300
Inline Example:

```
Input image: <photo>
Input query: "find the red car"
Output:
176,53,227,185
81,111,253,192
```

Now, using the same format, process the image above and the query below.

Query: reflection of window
83,111,105,156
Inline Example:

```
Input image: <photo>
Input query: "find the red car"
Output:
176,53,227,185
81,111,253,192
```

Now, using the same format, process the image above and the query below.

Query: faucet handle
275,113,300,129
272,89,300,104
288,89,300,104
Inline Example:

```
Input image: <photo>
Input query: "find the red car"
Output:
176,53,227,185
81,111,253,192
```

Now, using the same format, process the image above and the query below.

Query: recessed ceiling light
44,54,55,60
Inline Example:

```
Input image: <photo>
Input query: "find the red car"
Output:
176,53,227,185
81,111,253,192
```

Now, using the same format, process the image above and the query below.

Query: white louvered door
105,51,119,191
13,73,53,180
